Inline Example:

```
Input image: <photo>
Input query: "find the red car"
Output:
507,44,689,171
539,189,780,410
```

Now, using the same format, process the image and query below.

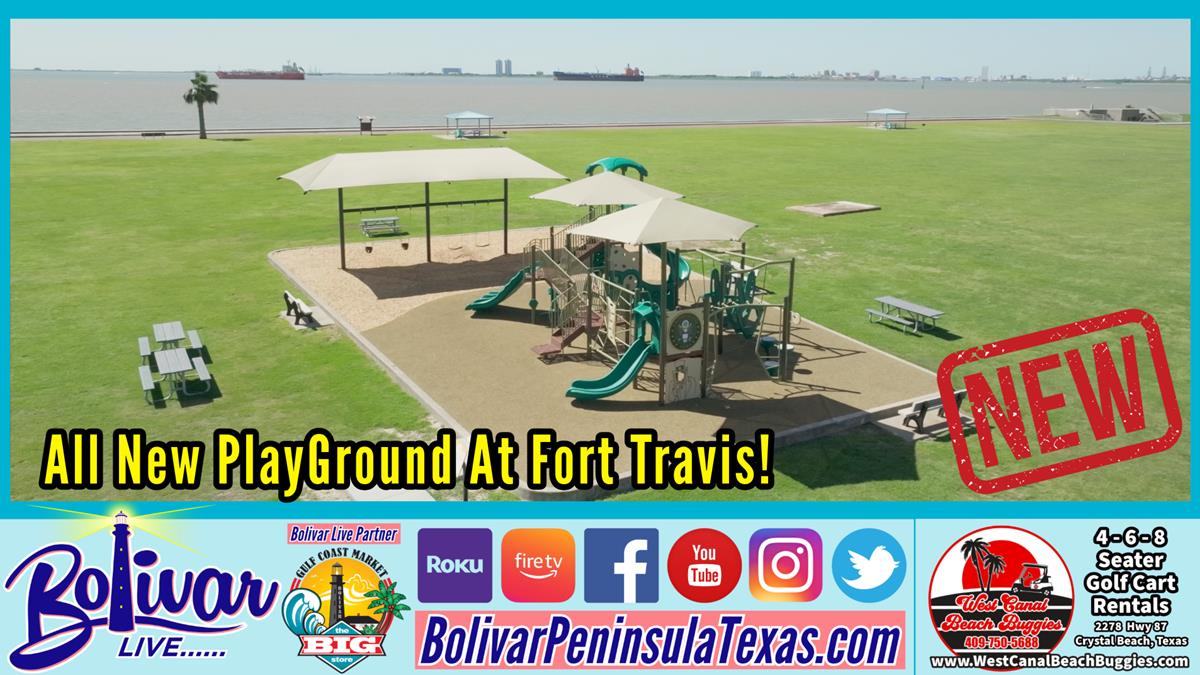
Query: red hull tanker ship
553,65,644,82
216,61,305,80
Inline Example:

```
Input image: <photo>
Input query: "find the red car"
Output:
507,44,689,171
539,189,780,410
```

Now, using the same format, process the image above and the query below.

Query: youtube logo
666,528,741,603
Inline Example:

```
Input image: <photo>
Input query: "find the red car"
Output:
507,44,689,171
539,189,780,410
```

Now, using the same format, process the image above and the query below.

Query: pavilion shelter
445,111,495,138
280,147,565,268
865,108,909,129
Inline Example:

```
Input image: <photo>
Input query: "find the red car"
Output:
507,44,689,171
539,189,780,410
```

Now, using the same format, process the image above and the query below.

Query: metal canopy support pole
337,188,346,270
586,274,594,359
658,248,667,406
503,179,510,255
529,245,538,324
780,257,797,382
701,295,710,398
424,182,432,263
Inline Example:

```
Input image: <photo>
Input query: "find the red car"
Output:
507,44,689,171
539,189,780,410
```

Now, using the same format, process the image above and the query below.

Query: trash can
358,116,375,135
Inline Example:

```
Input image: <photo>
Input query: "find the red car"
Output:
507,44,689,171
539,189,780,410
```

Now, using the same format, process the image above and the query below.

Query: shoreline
11,115,1026,140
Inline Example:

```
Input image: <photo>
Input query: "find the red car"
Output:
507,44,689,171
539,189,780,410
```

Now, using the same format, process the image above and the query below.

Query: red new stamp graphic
938,309,1181,494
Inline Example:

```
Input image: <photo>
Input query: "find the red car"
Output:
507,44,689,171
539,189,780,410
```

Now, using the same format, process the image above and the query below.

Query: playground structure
466,165,799,405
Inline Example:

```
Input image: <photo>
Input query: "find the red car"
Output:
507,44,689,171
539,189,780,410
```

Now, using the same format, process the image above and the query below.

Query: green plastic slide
642,243,691,310
465,265,531,311
566,302,659,400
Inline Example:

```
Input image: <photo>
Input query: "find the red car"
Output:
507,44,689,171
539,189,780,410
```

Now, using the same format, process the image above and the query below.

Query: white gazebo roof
568,198,754,245
445,110,494,120
530,172,683,206
866,108,908,115
278,148,564,192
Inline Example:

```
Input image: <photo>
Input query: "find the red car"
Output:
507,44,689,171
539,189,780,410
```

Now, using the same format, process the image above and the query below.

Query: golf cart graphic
1011,563,1053,597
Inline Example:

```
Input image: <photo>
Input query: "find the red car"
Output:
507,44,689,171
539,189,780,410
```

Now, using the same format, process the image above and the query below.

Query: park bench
138,365,156,403
138,336,152,363
140,131,166,137
903,389,969,433
866,308,916,333
187,329,204,350
283,290,316,326
361,216,402,237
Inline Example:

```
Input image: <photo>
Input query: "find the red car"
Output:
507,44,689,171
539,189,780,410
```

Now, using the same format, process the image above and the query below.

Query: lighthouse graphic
329,563,345,625
109,511,135,632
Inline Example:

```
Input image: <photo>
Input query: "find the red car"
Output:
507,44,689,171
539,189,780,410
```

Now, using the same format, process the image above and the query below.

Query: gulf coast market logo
283,548,409,672
929,525,1074,669
3,510,280,671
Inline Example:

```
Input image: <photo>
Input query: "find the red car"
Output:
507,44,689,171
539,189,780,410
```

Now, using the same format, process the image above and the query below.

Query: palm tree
960,538,990,591
182,72,219,139
982,553,1006,592
364,580,410,635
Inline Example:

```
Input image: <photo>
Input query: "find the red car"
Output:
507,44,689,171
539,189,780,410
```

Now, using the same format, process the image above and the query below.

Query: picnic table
139,322,212,402
871,296,944,333
153,321,185,346
361,216,403,237
151,348,207,399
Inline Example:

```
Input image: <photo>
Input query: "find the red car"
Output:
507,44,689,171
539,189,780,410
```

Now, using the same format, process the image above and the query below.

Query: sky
9,19,1191,79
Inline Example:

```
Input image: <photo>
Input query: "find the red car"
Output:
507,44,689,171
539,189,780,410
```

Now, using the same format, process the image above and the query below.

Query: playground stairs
532,310,604,359
571,239,605,263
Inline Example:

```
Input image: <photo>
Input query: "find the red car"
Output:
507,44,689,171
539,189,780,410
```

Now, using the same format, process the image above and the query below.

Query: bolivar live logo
282,548,409,672
929,526,1073,669
4,512,279,671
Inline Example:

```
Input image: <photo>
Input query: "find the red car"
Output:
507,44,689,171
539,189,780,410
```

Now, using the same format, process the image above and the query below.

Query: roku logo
939,309,1180,494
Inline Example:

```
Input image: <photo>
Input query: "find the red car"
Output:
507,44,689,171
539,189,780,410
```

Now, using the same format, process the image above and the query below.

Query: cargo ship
553,65,644,82
216,61,305,80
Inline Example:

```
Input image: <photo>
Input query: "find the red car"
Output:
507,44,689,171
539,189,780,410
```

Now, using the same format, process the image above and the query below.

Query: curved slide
566,340,654,400
465,265,532,312
566,302,659,400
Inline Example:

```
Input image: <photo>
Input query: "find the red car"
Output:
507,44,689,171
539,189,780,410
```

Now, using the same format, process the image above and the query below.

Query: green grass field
9,120,1189,501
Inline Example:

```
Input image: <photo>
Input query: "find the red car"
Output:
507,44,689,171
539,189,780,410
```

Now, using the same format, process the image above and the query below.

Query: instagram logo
749,529,822,601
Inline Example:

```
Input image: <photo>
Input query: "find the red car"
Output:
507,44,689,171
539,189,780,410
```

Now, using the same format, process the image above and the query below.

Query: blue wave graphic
282,589,326,636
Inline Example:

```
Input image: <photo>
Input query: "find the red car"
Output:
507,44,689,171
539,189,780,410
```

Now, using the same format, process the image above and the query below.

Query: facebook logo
584,529,658,603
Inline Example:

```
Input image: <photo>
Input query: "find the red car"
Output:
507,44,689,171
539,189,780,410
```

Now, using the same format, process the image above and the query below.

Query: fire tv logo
940,309,1181,494
501,529,575,602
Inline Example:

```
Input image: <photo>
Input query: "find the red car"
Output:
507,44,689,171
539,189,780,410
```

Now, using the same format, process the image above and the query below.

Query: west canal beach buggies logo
3,510,279,671
929,526,1073,669
283,549,409,672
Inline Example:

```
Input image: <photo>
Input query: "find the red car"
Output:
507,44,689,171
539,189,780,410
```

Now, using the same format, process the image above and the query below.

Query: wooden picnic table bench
361,216,403,237
869,295,944,333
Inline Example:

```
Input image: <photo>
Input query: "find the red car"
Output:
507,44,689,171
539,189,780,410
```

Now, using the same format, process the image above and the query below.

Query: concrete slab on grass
787,201,881,217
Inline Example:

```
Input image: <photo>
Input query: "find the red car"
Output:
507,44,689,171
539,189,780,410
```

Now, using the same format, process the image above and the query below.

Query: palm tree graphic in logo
361,580,411,636
959,537,990,591
981,552,1007,593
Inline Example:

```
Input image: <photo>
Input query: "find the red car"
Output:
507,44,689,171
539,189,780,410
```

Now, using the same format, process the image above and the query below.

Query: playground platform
272,228,939,500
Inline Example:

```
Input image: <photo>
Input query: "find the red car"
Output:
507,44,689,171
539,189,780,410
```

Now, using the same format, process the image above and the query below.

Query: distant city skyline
9,19,1191,80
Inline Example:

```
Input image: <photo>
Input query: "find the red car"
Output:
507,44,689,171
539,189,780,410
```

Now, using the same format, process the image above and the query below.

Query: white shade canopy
866,108,908,115
569,198,755,245
530,172,683,206
279,148,564,192
445,110,494,120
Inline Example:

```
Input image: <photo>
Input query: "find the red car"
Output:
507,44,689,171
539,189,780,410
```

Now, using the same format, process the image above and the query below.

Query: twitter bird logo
843,546,901,590
833,530,906,602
